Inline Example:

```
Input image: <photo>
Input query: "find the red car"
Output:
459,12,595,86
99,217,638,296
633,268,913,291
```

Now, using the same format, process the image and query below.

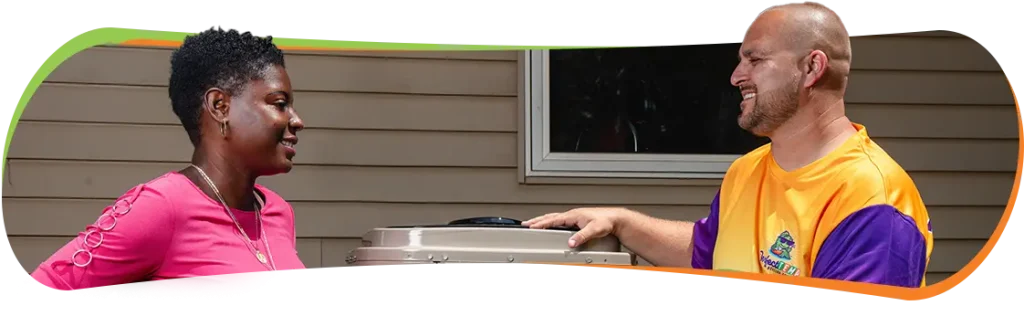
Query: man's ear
203,88,230,123
803,50,829,88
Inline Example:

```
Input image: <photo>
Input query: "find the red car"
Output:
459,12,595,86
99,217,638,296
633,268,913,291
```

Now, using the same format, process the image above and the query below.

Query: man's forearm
614,209,696,267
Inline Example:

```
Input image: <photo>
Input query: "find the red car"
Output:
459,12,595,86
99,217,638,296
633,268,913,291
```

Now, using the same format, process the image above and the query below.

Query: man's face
730,13,803,137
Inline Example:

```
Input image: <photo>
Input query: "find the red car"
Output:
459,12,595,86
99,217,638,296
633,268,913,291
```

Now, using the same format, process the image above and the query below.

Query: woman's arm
30,183,177,290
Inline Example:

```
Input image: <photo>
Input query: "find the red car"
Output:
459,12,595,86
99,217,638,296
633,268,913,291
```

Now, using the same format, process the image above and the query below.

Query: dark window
547,43,770,155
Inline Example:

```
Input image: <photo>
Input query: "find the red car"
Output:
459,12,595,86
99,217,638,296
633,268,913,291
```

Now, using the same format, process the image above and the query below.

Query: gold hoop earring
220,121,229,136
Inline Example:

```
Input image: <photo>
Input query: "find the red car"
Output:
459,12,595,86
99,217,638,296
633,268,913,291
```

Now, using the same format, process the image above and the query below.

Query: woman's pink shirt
22,170,305,298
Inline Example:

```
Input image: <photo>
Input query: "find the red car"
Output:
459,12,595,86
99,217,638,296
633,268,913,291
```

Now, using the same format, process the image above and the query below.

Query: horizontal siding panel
847,104,1019,139
285,54,516,95
850,36,999,71
846,71,1012,105
7,236,324,273
102,44,519,61
291,203,708,239
45,47,517,96
911,172,1015,206
103,35,1002,73
320,238,364,267
296,238,322,268
872,138,1018,172
929,240,985,272
0,160,716,205
1,199,704,238
926,206,1004,239
926,272,955,286
9,121,1015,172
23,84,517,132
28,91,1016,140
281,49,518,61
3,198,1003,240
18,84,1015,138
1,160,1014,206
25,89,1009,141
8,122,516,167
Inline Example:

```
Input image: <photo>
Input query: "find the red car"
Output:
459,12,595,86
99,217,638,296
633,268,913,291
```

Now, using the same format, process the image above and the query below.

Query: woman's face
220,65,304,176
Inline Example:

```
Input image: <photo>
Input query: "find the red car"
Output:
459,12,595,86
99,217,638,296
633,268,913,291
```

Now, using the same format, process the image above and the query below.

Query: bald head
730,2,854,136
750,2,852,90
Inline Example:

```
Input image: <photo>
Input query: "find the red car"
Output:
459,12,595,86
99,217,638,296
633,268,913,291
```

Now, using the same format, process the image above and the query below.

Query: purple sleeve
690,192,721,269
810,204,928,287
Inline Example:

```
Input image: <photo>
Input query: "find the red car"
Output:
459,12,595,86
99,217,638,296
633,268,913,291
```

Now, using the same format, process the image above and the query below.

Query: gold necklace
189,164,277,270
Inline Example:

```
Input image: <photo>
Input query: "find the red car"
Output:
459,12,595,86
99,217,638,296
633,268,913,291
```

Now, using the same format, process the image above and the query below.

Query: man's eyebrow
739,49,768,60
738,49,754,61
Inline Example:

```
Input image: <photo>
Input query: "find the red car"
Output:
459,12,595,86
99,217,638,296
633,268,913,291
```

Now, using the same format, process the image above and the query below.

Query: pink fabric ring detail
72,249,93,268
83,230,104,249
112,199,133,216
96,213,117,231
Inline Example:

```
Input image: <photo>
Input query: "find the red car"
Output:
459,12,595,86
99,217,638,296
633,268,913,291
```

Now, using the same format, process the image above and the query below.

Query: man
523,2,933,288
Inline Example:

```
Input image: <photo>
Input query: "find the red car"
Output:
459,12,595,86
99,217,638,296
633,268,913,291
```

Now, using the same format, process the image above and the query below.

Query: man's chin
739,119,771,137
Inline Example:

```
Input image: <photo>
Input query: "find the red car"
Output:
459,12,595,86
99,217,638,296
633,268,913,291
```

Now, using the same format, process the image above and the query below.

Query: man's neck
768,97,857,172
190,147,258,211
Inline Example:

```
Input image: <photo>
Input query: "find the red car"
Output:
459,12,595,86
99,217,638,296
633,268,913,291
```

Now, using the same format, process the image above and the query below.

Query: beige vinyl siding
3,30,1014,287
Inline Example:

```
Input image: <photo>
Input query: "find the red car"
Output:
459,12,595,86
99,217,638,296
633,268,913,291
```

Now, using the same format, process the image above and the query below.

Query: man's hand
523,207,632,248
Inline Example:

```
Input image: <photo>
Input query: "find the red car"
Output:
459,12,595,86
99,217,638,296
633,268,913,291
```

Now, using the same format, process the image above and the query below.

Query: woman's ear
203,88,230,123
203,88,231,136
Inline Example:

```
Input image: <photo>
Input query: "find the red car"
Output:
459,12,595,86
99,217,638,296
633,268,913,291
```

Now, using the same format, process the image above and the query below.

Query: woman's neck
188,148,259,212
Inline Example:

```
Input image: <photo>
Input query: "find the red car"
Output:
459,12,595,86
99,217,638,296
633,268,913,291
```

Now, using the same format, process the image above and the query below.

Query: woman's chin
276,161,294,173
259,161,294,177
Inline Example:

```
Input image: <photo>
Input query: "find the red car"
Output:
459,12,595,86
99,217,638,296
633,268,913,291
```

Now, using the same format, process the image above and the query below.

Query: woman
30,27,307,290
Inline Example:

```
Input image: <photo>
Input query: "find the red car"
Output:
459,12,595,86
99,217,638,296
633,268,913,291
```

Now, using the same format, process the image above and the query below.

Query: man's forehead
739,33,771,57
739,14,789,56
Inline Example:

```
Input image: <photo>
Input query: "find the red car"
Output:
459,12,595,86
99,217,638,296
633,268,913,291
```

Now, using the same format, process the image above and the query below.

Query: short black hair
168,27,286,145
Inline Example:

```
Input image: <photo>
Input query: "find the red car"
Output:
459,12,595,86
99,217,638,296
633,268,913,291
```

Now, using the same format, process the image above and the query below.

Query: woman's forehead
249,66,292,93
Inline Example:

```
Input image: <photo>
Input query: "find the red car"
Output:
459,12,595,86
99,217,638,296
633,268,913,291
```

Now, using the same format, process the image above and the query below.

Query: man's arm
616,192,720,268
810,204,928,287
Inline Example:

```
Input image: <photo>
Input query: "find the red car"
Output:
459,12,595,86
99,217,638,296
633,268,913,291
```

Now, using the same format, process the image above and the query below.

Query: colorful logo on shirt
759,230,800,276
769,231,795,260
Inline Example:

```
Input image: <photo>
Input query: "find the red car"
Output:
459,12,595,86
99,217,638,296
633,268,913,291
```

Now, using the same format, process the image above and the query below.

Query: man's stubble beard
739,75,802,137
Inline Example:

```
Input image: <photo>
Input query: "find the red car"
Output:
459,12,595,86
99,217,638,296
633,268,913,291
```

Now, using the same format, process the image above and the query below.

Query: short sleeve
29,184,177,290
690,191,721,269
810,204,928,287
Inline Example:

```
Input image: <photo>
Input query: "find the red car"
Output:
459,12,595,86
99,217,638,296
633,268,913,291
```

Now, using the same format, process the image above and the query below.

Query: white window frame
522,50,743,180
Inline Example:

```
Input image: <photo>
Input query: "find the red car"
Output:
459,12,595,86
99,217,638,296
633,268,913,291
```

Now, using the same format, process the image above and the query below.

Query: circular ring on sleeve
112,199,133,216
96,213,117,231
83,230,104,249
72,249,93,268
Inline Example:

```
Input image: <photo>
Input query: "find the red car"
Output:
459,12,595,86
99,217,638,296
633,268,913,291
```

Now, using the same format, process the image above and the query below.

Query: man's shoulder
724,142,773,176
824,137,930,231
836,137,921,200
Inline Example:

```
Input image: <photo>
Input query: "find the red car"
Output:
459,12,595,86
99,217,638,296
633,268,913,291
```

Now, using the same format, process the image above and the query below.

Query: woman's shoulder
111,172,193,210
131,171,192,195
